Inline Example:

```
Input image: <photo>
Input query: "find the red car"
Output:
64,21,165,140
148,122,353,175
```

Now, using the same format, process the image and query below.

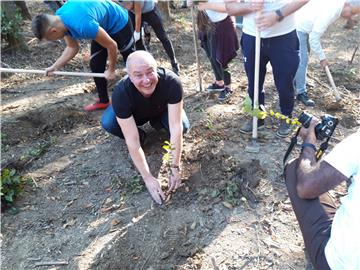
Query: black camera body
298,112,338,141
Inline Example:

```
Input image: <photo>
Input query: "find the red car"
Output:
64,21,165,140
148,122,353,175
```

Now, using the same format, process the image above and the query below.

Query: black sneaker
218,87,233,101
171,62,180,76
207,83,225,93
297,93,315,107
239,119,265,134
276,121,291,138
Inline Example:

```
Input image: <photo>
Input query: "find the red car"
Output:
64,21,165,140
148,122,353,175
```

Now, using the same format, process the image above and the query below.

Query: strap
301,142,317,152
283,128,300,164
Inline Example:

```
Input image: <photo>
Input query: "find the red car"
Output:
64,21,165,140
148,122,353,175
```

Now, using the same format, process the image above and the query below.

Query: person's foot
276,121,291,138
171,62,180,76
297,93,315,107
239,119,265,134
218,87,233,101
83,101,110,111
207,82,225,93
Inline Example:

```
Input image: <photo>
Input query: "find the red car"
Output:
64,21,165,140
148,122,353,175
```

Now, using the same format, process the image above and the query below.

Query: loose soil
1,3,359,270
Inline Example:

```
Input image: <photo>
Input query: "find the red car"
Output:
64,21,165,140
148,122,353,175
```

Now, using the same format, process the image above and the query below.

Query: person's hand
320,59,329,69
45,65,57,76
104,69,116,80
249,0,264,12
167,167,181,193
197,2,207,11
255,10,278,30
299,117,319,144
133,31,141,42
144,176,165,204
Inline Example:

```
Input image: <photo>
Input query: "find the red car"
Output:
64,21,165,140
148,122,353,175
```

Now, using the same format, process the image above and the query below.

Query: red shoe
83,101,110,111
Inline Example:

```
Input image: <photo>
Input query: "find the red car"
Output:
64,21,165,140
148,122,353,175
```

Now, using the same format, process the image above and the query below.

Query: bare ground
1,3,359,270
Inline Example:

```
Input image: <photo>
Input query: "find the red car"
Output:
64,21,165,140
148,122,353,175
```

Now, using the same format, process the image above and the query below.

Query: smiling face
127,52,159,97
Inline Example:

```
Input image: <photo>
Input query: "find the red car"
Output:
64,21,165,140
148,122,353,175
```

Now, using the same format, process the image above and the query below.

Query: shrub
0,168,29,204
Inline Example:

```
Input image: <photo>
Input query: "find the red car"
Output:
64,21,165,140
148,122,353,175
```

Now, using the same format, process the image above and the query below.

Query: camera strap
283,128,300,165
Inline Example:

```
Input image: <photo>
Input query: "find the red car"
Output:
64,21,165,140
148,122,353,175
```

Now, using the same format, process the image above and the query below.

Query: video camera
298,112,338,141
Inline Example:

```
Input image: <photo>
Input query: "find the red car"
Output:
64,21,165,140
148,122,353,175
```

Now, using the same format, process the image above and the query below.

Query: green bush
0,168,29,204
1,7,23,43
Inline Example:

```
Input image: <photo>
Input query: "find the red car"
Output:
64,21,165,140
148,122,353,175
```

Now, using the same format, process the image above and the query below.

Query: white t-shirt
242,0,296,38
295,0,344,60
323,130,360,270
205,0,228,23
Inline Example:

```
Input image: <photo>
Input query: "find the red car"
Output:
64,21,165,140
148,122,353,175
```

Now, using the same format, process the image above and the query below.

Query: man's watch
275,9,284,22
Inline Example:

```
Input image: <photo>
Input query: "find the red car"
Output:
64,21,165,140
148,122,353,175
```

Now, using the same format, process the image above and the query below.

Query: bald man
101,51,190,204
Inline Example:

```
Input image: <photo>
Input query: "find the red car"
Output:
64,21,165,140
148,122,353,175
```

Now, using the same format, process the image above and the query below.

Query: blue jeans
294,31,309,95
241,30,299,116
101,105,190,139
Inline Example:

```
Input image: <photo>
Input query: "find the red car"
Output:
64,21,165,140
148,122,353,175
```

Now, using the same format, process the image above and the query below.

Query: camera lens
298,112,312,128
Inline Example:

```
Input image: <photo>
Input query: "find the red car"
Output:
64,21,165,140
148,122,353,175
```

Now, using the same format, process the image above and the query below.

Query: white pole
324,65,341,101
252,28,261,140
0,68,106,78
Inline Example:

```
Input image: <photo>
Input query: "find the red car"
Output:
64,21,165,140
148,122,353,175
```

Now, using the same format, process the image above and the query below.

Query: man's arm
45,35,79,74
167,101,183,192
296,119,348,199
94,27,118,80
117,116,165,204
198,2,227,13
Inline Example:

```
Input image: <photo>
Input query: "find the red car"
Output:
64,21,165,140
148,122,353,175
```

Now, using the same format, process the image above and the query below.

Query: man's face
128,60,158,97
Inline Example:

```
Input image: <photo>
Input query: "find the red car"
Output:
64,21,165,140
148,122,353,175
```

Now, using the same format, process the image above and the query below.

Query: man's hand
249,0,264,12
104,69,116,80
45,65,57,76
168,167,181,193
255,11,278,30
320,59,329,68
133,31,141,42
299,117,319,144
144,176,165,204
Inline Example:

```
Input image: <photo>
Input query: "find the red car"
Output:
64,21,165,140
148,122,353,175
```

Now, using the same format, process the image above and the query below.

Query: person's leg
284,159,335,270
101,105,149,145
158,109,190,134
90,40,109,104
142,7,178,67
294,31,315,106
294,31,309,95
112,18,136,62
268,30,299,117
101,105,124,138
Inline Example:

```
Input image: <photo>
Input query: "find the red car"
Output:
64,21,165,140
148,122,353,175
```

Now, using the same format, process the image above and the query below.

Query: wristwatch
275,9,284,22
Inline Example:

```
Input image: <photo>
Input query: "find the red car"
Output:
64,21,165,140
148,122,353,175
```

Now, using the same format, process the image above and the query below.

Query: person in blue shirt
31,0,135,111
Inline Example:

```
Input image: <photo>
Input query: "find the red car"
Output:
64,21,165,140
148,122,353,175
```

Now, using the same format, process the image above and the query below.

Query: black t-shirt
112,68,183,121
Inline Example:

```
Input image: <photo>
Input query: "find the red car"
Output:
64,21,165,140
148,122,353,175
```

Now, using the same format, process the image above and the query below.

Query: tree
157,1,171,21
0,1,28,53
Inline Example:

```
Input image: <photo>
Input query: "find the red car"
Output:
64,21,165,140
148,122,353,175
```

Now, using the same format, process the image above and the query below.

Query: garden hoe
245,27,261,153
324,65,341,102
0,67,106,78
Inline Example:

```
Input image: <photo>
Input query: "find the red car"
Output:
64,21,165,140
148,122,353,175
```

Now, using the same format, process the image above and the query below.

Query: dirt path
1,3,359,270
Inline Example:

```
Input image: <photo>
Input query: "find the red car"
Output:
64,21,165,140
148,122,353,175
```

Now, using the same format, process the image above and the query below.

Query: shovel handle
324,66,341,101
0,67,106,78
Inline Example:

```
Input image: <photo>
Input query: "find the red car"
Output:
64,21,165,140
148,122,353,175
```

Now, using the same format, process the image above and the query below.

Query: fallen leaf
222,201,233,209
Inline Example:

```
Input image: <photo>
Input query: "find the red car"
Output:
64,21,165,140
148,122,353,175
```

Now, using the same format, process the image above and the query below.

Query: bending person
101,51,190,204
31,0,134,111
285,122,360,269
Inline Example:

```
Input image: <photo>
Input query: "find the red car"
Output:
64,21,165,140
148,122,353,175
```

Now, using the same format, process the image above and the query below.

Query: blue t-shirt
56,0,129,40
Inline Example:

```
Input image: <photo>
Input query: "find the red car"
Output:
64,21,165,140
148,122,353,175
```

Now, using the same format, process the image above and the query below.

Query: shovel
324,65,341,102
245,27,261,153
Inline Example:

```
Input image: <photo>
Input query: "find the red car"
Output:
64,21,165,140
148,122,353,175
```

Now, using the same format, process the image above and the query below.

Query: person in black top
101,51,190,204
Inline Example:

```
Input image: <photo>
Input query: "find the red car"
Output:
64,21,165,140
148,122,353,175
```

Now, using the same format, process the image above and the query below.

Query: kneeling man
102,51,190,205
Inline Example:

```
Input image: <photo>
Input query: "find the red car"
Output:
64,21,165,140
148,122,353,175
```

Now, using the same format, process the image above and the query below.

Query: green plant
225,181,240,205
243,95,301,126
162,140,175,164
1,168,29,204
125,175,144,194
205,114,215,130
1,7,23,43
20,140,52,160
1,132,9,152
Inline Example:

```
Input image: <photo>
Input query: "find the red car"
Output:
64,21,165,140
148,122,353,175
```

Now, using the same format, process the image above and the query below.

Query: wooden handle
0,67,106,78
325,66,341,101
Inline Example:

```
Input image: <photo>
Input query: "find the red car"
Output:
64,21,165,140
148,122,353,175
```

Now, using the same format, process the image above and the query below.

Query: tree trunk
1,1,28,53
15,1,31,20
157,1,171,21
